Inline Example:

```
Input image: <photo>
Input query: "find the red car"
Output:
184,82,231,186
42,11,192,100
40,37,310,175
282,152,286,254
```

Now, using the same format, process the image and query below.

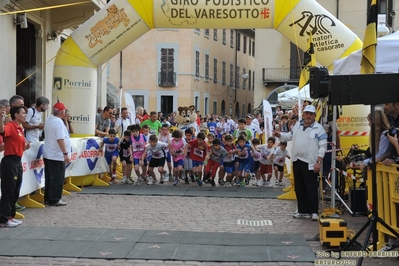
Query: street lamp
234,73,249,102
377,23,390,37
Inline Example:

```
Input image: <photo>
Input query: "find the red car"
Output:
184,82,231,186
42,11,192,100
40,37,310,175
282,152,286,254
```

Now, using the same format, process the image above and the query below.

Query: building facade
106,28,255,118
0,0,105,108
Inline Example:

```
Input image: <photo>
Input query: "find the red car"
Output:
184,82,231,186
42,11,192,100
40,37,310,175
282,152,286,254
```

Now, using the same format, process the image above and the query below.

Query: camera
383,127,397,136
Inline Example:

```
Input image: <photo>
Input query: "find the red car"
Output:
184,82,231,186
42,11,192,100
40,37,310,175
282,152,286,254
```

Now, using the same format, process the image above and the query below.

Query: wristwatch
63,152,68,155
316,160,321,164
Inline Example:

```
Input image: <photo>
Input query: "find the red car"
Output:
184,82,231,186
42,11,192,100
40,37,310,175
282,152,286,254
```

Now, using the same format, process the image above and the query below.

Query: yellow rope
0,1,91,16
16,56,56,87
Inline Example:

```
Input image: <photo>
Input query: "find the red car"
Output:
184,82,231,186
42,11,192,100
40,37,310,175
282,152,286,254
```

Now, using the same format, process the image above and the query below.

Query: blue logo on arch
86,138,99,171
34,144,44,183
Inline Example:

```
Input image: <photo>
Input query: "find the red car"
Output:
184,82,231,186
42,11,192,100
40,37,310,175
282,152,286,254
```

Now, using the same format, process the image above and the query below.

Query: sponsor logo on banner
86,4,130,48
289,12,345,52
161,0,271,25
78,138,101,171
53,77,92,90
32,144,44,183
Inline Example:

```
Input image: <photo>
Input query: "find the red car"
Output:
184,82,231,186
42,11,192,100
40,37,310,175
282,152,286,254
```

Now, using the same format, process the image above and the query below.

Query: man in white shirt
43,102,70,206
23,97,49,143
115,107,131,137
245,115,262,140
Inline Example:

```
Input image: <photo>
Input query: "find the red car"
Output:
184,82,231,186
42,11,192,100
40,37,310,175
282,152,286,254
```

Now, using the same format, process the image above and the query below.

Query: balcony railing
262,67,301,84
158,71,176,87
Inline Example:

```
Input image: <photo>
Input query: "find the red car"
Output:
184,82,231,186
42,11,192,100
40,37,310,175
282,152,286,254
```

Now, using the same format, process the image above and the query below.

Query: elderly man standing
43,102,71,206
273,105,327,221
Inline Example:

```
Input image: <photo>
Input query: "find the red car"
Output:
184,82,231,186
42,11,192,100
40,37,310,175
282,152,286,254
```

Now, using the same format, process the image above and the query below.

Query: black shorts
149,157,166,168
254,161,260,171
274,164,284,172
119,155,132,164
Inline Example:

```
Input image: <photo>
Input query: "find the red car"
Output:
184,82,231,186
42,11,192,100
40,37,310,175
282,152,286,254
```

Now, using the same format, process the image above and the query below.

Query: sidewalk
0,179,397,266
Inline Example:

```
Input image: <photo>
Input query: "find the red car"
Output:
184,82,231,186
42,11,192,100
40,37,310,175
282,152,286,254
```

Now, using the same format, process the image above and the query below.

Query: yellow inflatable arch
53,0,362,135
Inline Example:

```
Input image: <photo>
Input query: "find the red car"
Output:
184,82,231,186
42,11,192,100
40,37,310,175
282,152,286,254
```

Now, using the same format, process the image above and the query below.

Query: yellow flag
298,34,316,90
360,0,377,74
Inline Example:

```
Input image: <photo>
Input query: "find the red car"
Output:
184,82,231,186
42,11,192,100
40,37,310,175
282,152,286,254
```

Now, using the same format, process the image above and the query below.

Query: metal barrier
366,163,399,249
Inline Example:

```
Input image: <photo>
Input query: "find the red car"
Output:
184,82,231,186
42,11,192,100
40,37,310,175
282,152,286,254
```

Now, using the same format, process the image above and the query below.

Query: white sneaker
137,177,143,186
311,213,319,221
11,218,23,225
265,181,273,188
293,213,311,219
0,219,19,228
163,174,169,182
379,239,399,251
121,176,127,184
275,181,279,186
256,180,263,187
278,181,285,186
147,177,154,185
126,178,134,185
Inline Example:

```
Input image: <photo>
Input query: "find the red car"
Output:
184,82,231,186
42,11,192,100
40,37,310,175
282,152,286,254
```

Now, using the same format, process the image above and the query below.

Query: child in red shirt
188,132,208,186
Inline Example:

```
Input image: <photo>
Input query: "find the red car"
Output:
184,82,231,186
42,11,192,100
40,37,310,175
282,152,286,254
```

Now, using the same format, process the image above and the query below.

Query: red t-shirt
188,139,208,162
1,121,25,157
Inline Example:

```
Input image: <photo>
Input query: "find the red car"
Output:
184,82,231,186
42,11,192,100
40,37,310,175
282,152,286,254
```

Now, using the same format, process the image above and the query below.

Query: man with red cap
43,102,70,206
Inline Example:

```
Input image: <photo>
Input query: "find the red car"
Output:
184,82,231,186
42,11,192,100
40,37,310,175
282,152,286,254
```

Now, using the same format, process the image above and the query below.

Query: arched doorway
235,102,240,118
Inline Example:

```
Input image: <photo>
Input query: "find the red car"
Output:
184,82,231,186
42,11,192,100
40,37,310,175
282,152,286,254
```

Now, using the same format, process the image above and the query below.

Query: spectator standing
95,106,113,137
23,96,49,143
43,102,70,206
115,107,131,137
97,107,103,114
4,95,24,124
273,105,327,221
140,111,162,136
0,106,29,227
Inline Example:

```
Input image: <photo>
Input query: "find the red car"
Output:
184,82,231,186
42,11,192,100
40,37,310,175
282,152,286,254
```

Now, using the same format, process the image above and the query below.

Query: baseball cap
53,102,66,112
303,105,316,113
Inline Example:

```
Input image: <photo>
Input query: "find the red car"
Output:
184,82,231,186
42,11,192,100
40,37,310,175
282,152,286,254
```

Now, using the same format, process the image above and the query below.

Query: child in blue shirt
235,135,256,187
100,128,119,184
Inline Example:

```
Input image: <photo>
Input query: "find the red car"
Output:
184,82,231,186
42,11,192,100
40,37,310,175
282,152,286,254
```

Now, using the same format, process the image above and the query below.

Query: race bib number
133,143,144,151
153,151,162,158
122,149,131,157
106,144,117,153
175,148,182,154
193,148,203,157
149,129,156,135
253,153,261,160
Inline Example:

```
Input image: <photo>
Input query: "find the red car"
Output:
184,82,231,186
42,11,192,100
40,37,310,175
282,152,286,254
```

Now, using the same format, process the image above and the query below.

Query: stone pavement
0,178,398,266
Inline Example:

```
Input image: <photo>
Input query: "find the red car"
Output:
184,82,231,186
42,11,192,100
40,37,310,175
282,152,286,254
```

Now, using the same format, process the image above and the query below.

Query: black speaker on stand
311,71,399,266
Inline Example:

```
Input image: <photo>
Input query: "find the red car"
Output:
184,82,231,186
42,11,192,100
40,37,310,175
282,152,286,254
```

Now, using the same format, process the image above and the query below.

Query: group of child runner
99,120,290,187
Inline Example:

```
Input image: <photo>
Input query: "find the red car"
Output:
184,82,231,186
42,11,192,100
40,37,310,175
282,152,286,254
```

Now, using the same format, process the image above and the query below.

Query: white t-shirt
146,141,168,159
43,115,71,161
115,117,131,136
25,107,43,143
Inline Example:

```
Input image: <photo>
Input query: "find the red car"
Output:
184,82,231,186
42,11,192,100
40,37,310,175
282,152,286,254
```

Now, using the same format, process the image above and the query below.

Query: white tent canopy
334,31,399,74
277,84,313,108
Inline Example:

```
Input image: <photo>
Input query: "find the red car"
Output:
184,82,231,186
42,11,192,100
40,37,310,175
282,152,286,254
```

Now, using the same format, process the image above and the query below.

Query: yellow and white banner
274,0,362,68
0,138,108,197
53,0,363,135
153,0,273,29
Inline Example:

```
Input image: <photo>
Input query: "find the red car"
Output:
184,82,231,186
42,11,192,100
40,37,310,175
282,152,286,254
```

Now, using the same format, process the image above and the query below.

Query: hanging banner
124,92,136,124
153,0,274,29
262,100,273,144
